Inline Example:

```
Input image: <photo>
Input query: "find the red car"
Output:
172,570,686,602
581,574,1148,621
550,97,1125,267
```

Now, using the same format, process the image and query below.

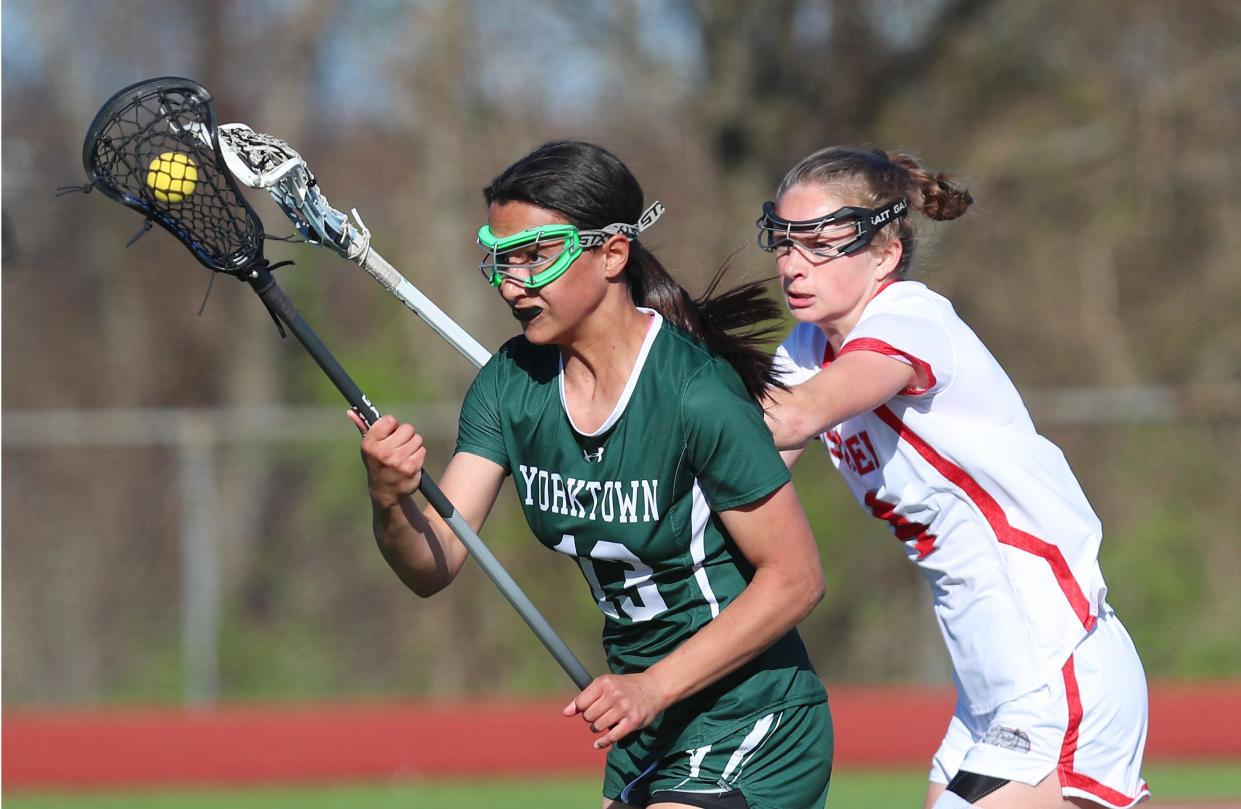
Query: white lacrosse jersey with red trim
776,281,1109,713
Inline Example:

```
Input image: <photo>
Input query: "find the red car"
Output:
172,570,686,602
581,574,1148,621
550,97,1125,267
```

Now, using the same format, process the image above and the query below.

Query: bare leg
926,781,948,809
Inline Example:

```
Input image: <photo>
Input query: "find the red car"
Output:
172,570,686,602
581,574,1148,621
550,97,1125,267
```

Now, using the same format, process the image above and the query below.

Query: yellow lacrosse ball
146,151,198,203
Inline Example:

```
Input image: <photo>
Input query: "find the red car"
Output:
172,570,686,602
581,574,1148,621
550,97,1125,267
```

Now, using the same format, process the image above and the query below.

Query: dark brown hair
776,147,974,276
484,140,783,401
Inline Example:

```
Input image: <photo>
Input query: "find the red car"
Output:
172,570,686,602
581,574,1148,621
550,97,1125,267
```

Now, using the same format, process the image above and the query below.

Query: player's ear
872,236,903,281
600,234,631,280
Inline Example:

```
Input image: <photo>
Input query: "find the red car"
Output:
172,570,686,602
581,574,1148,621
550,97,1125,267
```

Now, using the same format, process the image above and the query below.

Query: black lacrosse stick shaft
248,268,449,517
244,267,593,689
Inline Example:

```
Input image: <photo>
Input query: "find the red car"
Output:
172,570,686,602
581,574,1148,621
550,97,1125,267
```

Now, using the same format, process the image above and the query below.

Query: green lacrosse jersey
455,310,826,752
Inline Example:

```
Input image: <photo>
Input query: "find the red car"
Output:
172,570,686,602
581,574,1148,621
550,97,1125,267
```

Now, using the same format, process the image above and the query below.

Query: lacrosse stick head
217,123,310,190
217,123,367,259
82,76,265,276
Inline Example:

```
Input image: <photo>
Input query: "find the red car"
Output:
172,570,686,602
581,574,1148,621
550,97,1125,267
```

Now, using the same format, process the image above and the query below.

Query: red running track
4,682,1239,789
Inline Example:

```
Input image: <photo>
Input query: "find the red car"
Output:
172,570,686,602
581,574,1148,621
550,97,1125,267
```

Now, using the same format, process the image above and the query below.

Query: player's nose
497,277,531,303
775,248,807,279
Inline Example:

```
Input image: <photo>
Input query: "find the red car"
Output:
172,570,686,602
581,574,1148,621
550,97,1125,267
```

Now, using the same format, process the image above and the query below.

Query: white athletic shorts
929,608,1150,808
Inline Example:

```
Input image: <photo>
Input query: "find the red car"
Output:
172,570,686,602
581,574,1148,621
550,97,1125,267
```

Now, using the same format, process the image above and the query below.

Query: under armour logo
583,447,605,463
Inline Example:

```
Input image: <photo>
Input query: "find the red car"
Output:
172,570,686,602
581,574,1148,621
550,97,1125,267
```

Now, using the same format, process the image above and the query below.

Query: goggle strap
579,200,665,248
867,198,909,230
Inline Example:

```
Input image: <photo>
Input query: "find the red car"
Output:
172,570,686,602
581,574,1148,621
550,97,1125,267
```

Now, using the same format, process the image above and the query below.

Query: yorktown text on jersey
518,463,660,524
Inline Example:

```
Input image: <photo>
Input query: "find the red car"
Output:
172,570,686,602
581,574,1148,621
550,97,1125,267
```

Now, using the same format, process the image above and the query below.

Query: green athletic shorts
603,700,832,809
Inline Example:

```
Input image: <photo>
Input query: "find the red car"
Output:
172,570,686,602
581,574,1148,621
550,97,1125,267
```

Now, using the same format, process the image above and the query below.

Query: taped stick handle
358,248,491,369
248,268,592,690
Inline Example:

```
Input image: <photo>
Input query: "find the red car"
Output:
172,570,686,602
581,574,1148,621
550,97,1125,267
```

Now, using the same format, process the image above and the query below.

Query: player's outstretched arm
764,349,917,449
349,412,506,597
566,482,823,750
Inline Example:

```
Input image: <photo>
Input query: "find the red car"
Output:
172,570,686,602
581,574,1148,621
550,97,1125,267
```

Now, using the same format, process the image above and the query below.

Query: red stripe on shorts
1058,656,1150,806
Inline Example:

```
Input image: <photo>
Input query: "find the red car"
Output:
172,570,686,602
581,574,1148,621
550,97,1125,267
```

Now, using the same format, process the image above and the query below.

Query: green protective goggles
476,201,666,290
476,223,584,289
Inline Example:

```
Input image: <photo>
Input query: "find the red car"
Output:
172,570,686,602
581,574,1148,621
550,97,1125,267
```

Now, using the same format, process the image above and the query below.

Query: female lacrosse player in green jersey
349,141,831,809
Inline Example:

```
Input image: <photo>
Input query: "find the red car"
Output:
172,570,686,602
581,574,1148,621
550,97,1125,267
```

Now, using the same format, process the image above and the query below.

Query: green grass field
6,763,1240,809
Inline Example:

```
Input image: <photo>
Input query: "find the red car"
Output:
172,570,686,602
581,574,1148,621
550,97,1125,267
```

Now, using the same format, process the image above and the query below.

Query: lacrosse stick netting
83,77,263,274
80,77,591,690
216,123,491,368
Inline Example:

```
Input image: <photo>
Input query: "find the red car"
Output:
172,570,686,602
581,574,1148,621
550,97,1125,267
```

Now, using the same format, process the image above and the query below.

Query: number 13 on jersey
554,534,669,622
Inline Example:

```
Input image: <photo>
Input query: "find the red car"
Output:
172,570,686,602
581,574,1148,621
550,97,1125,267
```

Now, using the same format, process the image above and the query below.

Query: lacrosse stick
80,76,591,690
215,123,491,369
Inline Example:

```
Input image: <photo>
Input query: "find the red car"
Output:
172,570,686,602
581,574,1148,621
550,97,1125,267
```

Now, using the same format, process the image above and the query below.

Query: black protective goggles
756,198,909,258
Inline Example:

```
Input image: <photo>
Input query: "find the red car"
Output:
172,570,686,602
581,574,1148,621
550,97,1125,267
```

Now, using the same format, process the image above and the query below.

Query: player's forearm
766,354,919,449
371,496,464,597
644,562,824,708
764,385,827,449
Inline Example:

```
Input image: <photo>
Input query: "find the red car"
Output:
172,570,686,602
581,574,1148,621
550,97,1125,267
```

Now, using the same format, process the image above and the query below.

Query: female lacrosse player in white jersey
759,147,1149,809
352,142,832,809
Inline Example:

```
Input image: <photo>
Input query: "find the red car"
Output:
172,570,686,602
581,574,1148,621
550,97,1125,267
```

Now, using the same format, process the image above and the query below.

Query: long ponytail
626,243,784,401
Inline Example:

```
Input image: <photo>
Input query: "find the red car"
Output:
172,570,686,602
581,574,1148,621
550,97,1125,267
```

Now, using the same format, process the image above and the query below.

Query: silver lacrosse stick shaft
352,223,491,369
217,124,491,368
